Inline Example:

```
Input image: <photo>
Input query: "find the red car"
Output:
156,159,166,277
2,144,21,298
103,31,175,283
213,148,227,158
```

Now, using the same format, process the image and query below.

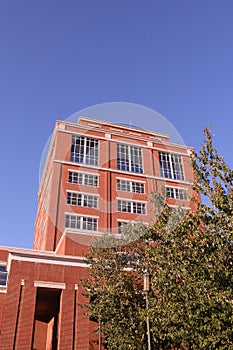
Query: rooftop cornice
56,116,170,140
0,245,85,264
78,116,170,139
56,121,193,151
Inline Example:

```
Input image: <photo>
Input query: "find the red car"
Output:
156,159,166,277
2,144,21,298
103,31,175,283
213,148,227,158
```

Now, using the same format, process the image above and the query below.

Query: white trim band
34,281,66,289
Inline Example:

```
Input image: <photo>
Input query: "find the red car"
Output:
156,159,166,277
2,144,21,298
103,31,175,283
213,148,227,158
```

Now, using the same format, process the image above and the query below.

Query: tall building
0,117,195,350
34,117,195,255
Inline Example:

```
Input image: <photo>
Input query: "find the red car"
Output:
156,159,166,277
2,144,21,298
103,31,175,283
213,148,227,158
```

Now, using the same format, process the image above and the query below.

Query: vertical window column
70,136,99,165
0,265,7,286
159,152,184,180
117,144,143,173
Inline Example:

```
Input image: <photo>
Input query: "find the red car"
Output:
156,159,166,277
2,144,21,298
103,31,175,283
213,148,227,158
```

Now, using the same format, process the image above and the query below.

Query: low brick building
0,247,100,350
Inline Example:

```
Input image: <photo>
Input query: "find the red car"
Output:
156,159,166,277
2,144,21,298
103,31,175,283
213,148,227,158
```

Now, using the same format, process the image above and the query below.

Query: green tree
83,129,233,349
84,225,149,350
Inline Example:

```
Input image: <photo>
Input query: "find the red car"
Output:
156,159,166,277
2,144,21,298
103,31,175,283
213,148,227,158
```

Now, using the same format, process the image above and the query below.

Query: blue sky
0,0,233,248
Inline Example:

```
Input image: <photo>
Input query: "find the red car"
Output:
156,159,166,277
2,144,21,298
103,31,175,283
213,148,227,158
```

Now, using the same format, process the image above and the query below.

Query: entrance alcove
32,287,61,350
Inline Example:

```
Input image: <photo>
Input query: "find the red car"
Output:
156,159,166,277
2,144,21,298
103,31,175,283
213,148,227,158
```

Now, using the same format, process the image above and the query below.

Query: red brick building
0,117,195,349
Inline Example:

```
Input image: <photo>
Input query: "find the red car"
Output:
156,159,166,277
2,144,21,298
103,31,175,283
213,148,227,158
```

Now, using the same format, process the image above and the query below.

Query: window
70,136,98,165
118,221,140,234
118,221,128,234
0,265,7,286
118,200,146,214
117,144,143,173
117,179,145,193
67,192,98,208
159,152,184,180
166,187,188,200
68,171,98,187
65,214,97,231
118,221,148,234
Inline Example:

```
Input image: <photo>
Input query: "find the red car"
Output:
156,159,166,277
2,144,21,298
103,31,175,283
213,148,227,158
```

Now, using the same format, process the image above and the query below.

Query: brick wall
0,253,98,350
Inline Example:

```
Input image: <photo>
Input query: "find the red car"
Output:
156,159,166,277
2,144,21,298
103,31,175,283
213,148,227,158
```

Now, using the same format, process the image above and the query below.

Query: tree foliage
83,129,233,349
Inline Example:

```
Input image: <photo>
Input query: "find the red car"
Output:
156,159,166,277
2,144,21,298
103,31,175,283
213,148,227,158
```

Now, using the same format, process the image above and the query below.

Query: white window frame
65,214,98,231
117,220,149,234
68,170,99,187
117,199,146,214
67,191,98,208
70,135,99,165
168,204,191,210
117,178,145,193
117,220,144,233
117,143,143,173
165,186,188,200
159,152,184,180
0,264,8,286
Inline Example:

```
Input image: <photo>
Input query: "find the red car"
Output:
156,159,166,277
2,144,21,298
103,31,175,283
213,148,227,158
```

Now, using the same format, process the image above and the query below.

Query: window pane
171,155,184,180
159,152,172,178
0,265,7,286
67,192,97,208
166,187,187,200
118,200,146,214
70,136,98,165
65,214,97,231
117,144,143,173
159,152,184,180
117,179,144,193
118,221,127,234
68,171,98,187
130,147,143,173
77,194,82,206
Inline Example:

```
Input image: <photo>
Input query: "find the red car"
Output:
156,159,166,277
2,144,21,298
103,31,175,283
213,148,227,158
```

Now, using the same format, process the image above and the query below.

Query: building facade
0,117,195,349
